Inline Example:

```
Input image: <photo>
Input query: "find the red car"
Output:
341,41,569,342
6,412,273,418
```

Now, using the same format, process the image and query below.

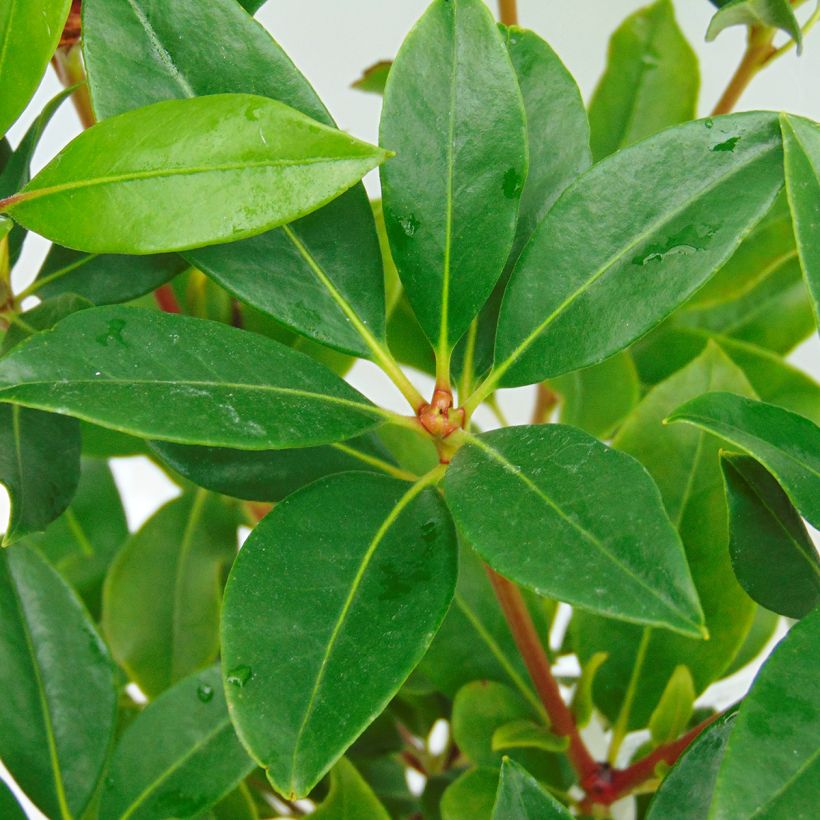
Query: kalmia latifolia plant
1,0,819,817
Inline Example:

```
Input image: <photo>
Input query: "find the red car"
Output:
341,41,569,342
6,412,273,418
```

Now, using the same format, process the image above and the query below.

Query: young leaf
0,405,81,546
99,666,255,820
491,112,784,389
709,608,820,818
83,0,386,357
492,758,572,820
0,0,71,138
648,665,695,745
103,491,239,698
645,712,737,820
380,0,528,357
781,114,820,324
444,425,704,636
721,453,820,618
589,0,699,161
668,392,820,526
221,472,457,798
312,758,390,820
0,307,385,449
570,652,609,728
0,545,117,820
707,0,802,49
1,94,389,255
491,721,567,754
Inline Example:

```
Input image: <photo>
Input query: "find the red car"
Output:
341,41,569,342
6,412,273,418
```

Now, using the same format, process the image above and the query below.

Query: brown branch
531,383,558,424
711,27,776,116
498,0,518,26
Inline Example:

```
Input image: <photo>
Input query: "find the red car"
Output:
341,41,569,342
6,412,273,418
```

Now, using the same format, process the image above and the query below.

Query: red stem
154,283,182,313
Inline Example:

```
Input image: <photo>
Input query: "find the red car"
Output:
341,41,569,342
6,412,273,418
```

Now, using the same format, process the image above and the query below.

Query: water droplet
246,106,263,122
633,224,718,266
503,167,523,199
96,318,127,347
399,214,419,237
421,520,438,542
710,136,740,153
196,683,214,703
227,665,252,687
704,118,714,129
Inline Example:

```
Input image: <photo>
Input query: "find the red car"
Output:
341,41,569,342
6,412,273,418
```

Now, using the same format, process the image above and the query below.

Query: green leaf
492,112,784,389
103,491,238,698
83,0,386,356
380,0,527,356
646,712,736,820
709,608,820,818
0,405,81,546
0,0,71,137
589,0,699,161
668,392,820,527
491,721,567,754
648,665,695,745
781,114,820,324
721,453,820,618
0,544,117,820
353,61,392,95
0,306,385,449
570,652,609,728
707,0,802,49
312,758,390,820
572,344,758,728
207,784,258,820
492,758,572,820
25,458,127,619
0,293,93,355
2,94,389,255
444,425,704,636
723,605,779,676
441,768,499,820
0,781,25,820
99,666,255,820
221,472,457,798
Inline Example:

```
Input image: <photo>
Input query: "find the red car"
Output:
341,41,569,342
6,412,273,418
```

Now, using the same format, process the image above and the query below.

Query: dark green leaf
0,307,385,449
353,61,392,95
589,0,699,160
312,758,390,820
0,0,71,137
721,453,820,618
648,665,695,745
99,666,255,820
441,768,498,820
0,293,93,355
2,95,388,255
723,605,779,676
492,758,572,820
221,472,457,798
380,0,527,355
709,609,820,818
103,491,239,698
707,0,802,48
0,781,25,820
0,545,116,819
492,112,784,389
444,425,704,636
668,392,820,526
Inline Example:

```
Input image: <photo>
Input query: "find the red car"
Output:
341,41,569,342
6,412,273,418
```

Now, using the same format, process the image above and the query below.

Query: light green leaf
781,114,820,324
722,605,779,676
492,721,568,754
444,425,704,636
649,665,695,745
721,453,820,618
0,544,117,820
492,758,572,820
441,768,499,820
99,667,255,820
668,392,820,527
709,609,820,818
312,758,390,820
1,94,388,255
0,0,71,138
570,652,609,728
221,472,457,798
103,491,239,698
589,0,698,161
707,0,802,49
353,61,392,95
0,306,385,449
380,0,527,356
492,112,784,389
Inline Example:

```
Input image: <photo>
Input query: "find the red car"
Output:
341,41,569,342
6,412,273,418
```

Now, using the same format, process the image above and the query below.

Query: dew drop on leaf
227,665,253,687
399,214,419,237
711,136,741,153
196,683,214,702
704,118,714,129
503,167,523,199
421,520,438,542
96,319,127,347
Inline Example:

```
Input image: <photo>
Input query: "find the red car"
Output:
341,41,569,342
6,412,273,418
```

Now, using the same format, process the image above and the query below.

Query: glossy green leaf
0,405,81,546
492,758,572,820
444,425,704,636
0,781,25,820
648,665,695,745
668,392,820,527
721,453,820,618
221,472,457,798
589,0,698,160
646,712,736,820
26,458,127,619
0,293,93,355
207,785,258,820
709,608,820,818
83,0,386,357
491,721,567,754
0,0,71,138
781,114,820,324
380,0,527,355
103,491,238,698
99,666,255,820
0,545,116,820
0,307,385,449
493,112,784,388
707,0,802,48
723,605,779,676
312,758,390,820
441,768,498,820
2,94,389,255
572,344,757,727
